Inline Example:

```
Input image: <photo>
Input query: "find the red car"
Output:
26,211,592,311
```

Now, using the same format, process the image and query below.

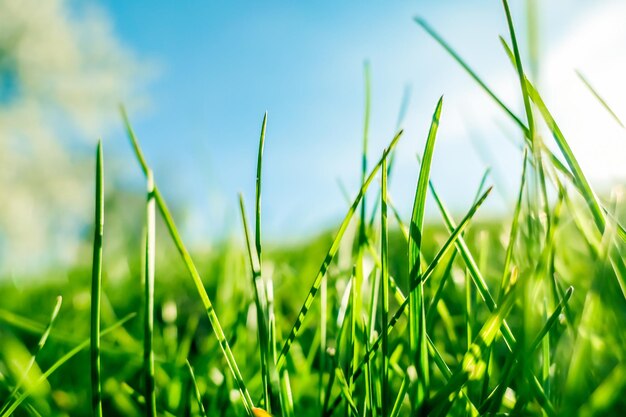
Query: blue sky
95,0,626,243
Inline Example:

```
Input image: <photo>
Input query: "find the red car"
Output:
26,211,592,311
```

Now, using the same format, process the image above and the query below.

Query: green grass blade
408,96,443,411
324,186,492,416
501,0,535,137
428,282,519,413
414,18,527,133
480,286,574,414
388,376,408,417
425,252,457,328
144,170,157,417
417,17,577,186
335,367,359,416
120,107,255,416
350,262,363,415
501,0,551,232
90,140,104,417
576,70,625,129
248,111,273,411
579,364,626,417
497,39,613,245
428,178,558,409
499,149,528,299
275,130,403,372
360,61,371,246
429,182,499,323
526,82,606,233
381,153,390,417
255,112,267,260
186,360,208,417
1,314,136,417
240,194,272,410
0,296,62,414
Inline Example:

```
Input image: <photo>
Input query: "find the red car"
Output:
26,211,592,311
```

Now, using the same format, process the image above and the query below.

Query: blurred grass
1,202,623,416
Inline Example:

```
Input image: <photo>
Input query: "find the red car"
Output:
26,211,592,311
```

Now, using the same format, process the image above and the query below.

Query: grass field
1,2,626,416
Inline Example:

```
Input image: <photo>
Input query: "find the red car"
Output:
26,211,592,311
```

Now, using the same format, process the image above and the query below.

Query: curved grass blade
360,61,371,246
0,296,62,414
579,364,626,417
240,194,272,411
335,367,359,416
389,375,408,417
256,112,267,261
91,140,104,417
500,1,551,235
526,81,606,232
120,107,255,416
416,17,576,185
499,149,528,300
415,17,526,133
243,112,273,412
144,170,157,417
425,252,457,328
324,187,492,416
480,286,574,414
576,70,624,129
1,314,136,417
186,360,208,417
362,186,492,379
427,282,519,414
428,179,557,410
408,96,443,411
381,154,390,417
501,0,534,137
498,38,619,245
275,130,403,372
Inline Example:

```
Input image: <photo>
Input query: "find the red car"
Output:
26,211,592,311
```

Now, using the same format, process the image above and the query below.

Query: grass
143,170,157,417
1,3,626,417
90,140,104,417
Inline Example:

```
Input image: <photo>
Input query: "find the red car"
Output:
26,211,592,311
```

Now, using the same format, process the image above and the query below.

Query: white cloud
0,0,147,276
541,0,626,183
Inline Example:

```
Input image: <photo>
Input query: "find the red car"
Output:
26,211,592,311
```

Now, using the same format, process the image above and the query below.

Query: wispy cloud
0,0,148,276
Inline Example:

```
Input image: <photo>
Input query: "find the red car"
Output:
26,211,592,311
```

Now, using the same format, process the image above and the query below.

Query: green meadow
1,3,625,416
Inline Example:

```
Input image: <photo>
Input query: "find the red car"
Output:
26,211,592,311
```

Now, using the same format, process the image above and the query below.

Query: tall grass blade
240,194,273,410
256,112,267,260
499,149,528,299
501,0,551,235
498,38,621,245
186,360,208,417
324,187,492,415
501,0,535,137
90,140,104,417
380,153,390,417
428,179,557,408
414,17,527,133
408,96,443,411
480,286,574,414
576,70,625,128
248,111,273,411
360,61,371,245
416,17,576,184
120,107,255,416
144,170,157,417
428,282,518,413
526,81,606,232
389,376,408,417
275,130,403,372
